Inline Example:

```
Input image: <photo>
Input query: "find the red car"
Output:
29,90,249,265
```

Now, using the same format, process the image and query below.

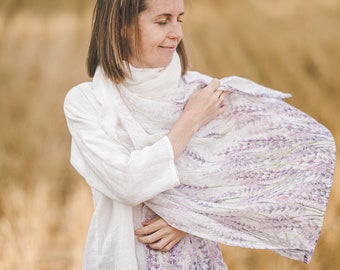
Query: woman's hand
135,216,187,252
183,78,227,130
167,78,227,160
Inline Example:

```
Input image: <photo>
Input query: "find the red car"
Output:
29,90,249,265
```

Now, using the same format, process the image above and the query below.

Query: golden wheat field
0,0,339,269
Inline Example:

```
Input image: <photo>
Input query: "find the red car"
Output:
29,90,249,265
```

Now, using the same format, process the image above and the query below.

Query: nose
168,22,183,40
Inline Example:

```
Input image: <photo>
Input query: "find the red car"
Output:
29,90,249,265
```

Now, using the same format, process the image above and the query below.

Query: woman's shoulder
65,82,94,102
64,81,100,116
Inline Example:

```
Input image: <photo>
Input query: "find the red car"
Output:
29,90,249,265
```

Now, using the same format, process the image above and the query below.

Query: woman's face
128,0,184,68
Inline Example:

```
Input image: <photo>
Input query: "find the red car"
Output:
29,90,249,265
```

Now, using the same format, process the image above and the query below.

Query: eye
156,16,183,26
157,20,168,25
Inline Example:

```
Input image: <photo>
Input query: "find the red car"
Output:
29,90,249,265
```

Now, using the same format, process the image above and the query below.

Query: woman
65,0,228,268
64,0,335,269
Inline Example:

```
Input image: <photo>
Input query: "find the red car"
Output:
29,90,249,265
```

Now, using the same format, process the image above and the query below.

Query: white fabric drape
65,52,335,268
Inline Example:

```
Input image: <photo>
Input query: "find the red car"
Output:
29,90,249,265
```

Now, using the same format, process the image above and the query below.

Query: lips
159,45,177,51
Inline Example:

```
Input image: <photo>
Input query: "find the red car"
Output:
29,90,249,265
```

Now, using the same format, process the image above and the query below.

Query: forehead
143,0,184,16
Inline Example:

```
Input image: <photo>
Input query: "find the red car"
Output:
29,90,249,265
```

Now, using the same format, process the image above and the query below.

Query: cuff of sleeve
163,136,175,159
162,136,180,185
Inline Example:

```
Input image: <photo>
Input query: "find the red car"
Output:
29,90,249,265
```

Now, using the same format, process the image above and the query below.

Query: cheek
140,27,165,48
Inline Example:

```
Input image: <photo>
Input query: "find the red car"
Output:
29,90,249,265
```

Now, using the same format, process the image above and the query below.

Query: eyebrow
155,12,185,18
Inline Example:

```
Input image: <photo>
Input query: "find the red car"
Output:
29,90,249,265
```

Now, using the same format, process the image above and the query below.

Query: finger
137,229,164,244
148,236,169,250
206,78,220,92
137,223,172,244
160,239,180,252
218,91,228,102
217,90,228,103
150,233,184,252
135,217,164,236
142,215,161,226
218,90,227,99
215,90,225,101
220,91,228,98
141,216,160,226
148,235,177,252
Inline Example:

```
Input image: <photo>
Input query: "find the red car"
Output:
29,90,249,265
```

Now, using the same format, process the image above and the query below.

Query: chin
147,60,171,68
160,57,174,67
144,55,173,68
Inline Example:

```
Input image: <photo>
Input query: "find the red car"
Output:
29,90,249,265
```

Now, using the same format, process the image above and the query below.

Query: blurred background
0,0,339,269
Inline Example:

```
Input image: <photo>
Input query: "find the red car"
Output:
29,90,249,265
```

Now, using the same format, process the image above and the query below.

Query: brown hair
87,0,189,84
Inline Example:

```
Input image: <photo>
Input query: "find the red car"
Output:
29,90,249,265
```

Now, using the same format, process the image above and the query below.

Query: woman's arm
168,78,227,160
65,84,179,206
134,80,227,251
64,79,226,206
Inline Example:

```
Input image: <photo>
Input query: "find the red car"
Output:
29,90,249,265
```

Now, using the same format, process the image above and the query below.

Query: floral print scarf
95,53,335,266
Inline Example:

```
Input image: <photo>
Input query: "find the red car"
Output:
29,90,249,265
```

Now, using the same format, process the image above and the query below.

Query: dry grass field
0,0,339,269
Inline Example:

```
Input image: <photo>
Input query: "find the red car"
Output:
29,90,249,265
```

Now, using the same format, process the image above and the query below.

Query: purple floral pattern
118,73,335,265
142,207,228,269
145,235,227,269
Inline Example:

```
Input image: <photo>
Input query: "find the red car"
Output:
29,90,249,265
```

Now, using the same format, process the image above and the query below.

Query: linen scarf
93,53,335,264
